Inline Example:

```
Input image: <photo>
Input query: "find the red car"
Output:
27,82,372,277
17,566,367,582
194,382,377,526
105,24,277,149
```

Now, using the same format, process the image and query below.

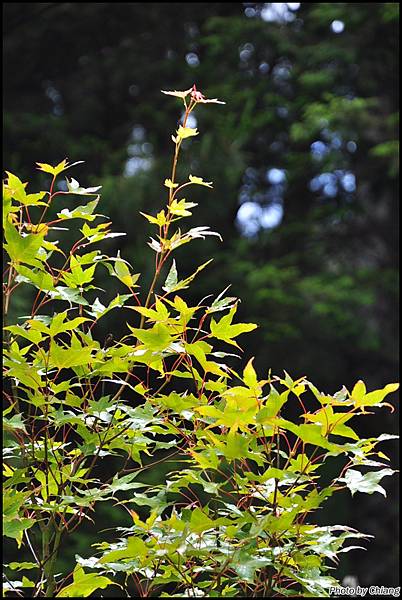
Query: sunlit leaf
210,304,257,347
340,468,396,496
188,174,213,187
177,126,199,140
56,565,115,597
66,177,102,195
161,88,193,99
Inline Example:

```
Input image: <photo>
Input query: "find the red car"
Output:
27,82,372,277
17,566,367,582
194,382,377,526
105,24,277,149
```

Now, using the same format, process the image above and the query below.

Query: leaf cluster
2,89,399,598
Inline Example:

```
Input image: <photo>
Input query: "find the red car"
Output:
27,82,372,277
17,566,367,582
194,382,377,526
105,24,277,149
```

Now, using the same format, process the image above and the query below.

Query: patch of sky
310,141,329,160
330,135,342,150
237,166,286,236
236,201,284,237
57,180,68,192
341,172,356,192
127,142,153,156
331,20,345,34
186,53,200,67
266,168,286,185
131,125,145,141
124,125,153,177
309,170,356,197
124,157,153,177
310,172,336,194
272,61,292,81
245,167,259,182
277,106,288,118
322,128,340,143
260,203,284,228
239,43,254,62
142,142,153,154
239,188,252,203
261,3,300,23
236,202,263,237
324,182,337,197
181,112,197,129
244,6,257,18
311,130,344,159
44,81,63,117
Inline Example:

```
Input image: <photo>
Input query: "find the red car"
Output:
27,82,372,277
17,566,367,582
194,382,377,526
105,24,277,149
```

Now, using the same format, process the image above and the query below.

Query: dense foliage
4,3,398,390
3,87,398,597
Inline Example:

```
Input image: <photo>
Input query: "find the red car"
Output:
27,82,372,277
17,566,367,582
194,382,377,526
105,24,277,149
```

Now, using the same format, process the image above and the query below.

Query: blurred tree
3,1,398,587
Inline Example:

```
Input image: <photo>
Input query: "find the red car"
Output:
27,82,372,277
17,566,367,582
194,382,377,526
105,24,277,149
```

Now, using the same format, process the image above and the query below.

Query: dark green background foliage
3,1,399,588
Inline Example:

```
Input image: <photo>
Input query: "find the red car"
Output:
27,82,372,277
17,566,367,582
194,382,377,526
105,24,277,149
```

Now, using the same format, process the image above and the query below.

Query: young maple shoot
3,85,399,598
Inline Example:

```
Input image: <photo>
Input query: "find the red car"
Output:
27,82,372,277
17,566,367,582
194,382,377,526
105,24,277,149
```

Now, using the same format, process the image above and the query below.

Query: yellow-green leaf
56,565,115,597
127,322,174,352
140,210,166,226
164,178,179,189
354,383,399,408
210,305,257,347
351,380,366,402
36,159,67,176
189,174,213,187
177,126,199,139
243,358,259,391
169,198,197,217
